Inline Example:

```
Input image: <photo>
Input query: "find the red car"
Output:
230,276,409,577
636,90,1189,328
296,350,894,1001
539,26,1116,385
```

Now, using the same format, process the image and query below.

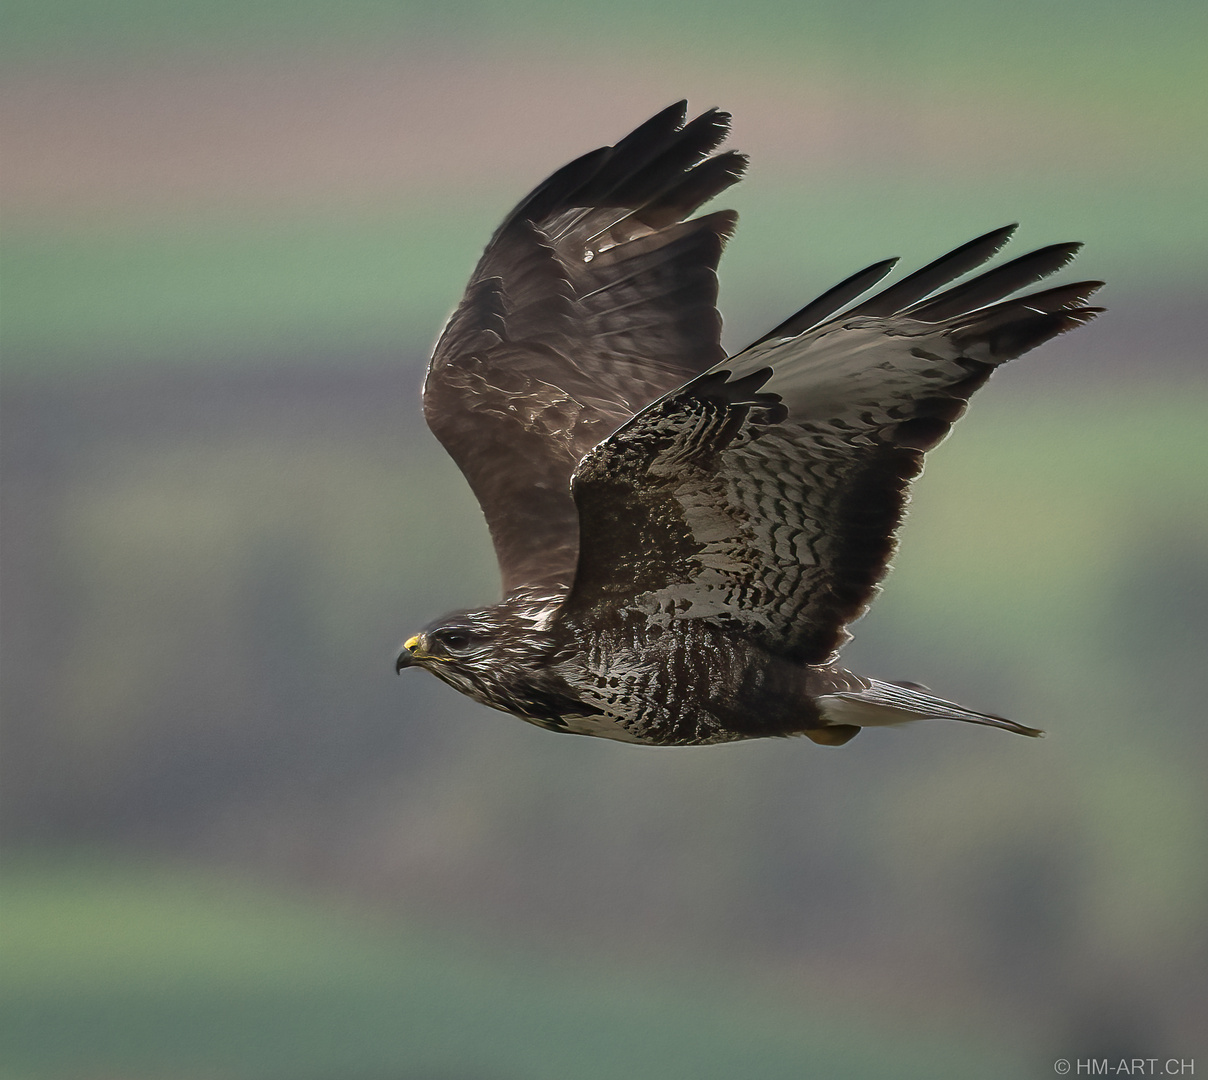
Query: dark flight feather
840,224,1017,317
424,102,746,595
907,242,1083,321
747,258,899,346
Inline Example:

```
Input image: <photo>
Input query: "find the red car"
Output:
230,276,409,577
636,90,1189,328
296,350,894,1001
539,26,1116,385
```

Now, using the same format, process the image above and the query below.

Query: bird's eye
439,630,472,651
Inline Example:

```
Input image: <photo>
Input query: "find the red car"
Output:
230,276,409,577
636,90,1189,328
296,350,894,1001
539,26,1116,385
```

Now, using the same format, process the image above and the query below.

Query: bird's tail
808,678,1043,745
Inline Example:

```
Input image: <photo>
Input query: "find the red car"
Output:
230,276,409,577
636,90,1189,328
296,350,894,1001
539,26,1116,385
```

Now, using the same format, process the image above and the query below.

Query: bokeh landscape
2,2,1206,1077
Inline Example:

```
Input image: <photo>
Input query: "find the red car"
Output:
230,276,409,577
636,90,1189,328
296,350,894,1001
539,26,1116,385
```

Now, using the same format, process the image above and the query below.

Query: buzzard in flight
395,102,1101,746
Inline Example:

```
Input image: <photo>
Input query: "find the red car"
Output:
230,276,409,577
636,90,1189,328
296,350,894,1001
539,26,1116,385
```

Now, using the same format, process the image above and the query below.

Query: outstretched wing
561,228,1103,664
423,102,746,596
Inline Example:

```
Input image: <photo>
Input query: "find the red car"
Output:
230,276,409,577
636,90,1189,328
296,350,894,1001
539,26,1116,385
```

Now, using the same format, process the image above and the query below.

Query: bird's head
395,589,566,714
395,613,495,681
394,600,557,709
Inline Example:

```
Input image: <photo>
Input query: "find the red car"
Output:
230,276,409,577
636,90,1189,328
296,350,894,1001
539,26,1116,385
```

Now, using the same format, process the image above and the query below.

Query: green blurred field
0,854,1025,1080
4,0,1206,125
5,178,1205,371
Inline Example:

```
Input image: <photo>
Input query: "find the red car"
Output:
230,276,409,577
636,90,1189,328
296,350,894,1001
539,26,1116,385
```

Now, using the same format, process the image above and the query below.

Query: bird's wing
560,229,1103,664
423,102,746,597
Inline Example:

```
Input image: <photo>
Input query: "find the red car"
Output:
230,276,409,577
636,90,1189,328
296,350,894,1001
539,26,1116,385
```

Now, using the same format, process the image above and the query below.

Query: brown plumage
396,102,1102,746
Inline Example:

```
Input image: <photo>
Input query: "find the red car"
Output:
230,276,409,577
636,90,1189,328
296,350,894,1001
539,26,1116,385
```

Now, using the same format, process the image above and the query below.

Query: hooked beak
395,634,423,674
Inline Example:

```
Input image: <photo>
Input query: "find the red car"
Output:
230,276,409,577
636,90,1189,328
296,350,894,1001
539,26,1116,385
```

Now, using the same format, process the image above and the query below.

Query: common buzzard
395,102,1101,746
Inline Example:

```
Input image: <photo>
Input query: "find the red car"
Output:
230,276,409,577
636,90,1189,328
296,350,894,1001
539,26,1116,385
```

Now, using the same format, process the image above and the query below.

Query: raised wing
423,102,746,596
561,229,1103,664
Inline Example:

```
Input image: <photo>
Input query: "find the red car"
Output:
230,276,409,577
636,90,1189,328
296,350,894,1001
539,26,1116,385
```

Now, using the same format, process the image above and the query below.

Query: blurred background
2,1,1206,1077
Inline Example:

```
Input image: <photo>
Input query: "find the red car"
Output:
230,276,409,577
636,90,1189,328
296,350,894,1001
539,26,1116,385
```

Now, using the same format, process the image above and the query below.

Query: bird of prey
395,102,1101,747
